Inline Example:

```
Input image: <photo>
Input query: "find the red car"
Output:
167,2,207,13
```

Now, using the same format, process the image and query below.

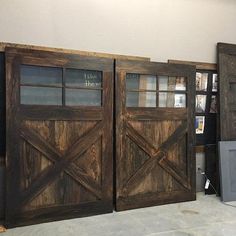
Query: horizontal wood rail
0,42,150,61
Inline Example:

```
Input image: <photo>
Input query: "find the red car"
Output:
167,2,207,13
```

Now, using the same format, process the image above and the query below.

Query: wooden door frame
218,42,236,141
115,60,196,211
5,47,114,227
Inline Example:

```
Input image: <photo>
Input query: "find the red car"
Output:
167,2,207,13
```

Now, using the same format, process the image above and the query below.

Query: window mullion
62,68,66,106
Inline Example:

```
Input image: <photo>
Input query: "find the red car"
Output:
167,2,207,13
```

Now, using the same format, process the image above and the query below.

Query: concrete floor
2,193,236,236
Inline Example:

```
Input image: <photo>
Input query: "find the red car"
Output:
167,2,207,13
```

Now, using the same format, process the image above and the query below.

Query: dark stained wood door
115,60,196,210
218,43,236,140
5,47,113,227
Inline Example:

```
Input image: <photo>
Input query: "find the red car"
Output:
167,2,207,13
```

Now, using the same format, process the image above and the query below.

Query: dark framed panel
116,60,196,211
219,141,236,202
218,43,236,141
0,52,5,221
5,47,114,227
0,53,5,160
168,60,218,148
195,70,218,146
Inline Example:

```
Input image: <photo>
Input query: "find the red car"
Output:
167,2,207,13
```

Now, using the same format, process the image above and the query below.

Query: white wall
0,0,236,63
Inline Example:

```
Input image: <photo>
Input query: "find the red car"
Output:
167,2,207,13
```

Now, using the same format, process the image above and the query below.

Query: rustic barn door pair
5,48,195,227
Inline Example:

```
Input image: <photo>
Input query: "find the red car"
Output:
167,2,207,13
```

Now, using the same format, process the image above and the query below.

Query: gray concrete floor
2,193,236,236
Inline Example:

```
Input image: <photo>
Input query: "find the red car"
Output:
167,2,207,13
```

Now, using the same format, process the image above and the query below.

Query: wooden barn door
116,60,196,210
218,43,236,140
5,48,113,227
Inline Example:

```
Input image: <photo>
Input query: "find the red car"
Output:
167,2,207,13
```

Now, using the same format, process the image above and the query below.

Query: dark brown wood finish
218,43,236,141
5,47,113,227
115,60,196,211
168,60,217,71
0,52,5,221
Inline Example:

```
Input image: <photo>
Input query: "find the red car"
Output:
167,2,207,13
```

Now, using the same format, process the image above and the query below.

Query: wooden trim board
0,42,150,61
168,59,217,71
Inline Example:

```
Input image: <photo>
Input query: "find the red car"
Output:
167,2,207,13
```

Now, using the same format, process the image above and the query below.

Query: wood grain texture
218,43,236,140
168,59,217,70
195,145,205,153
126,108,187,120
116,59,196,211
5,47,113,227
0,52,5,165
122,121,190,196
0,42,150,61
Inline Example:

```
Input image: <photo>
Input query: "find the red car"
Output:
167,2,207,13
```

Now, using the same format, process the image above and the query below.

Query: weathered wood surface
0,52,5,165
218,43,236,141
116,59,196,211
0,42,150,61
5,47,113,227
168,59,217,70
195,145,205,153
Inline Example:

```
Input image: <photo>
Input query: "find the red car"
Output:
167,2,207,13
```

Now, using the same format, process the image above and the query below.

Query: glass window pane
126,92,156,107
66,89,101,106
159,92,168,107
174,94,186,108
196,95,207,113
212,74,218,92
158,76,169,90
126,73,156,90
158,76,186,91
66,69,102,88
175,77,186,91
210,95,217,113
196,72,208,91
159,92,186,108
21,86,62,105
21,65,62,86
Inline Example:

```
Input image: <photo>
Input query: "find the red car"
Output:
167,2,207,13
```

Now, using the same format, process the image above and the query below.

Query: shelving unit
195,69,218,146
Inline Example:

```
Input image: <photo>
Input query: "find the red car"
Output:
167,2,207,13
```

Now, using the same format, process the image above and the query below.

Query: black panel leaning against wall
218,43,236,141
0,52,5,220
0,52,5,158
